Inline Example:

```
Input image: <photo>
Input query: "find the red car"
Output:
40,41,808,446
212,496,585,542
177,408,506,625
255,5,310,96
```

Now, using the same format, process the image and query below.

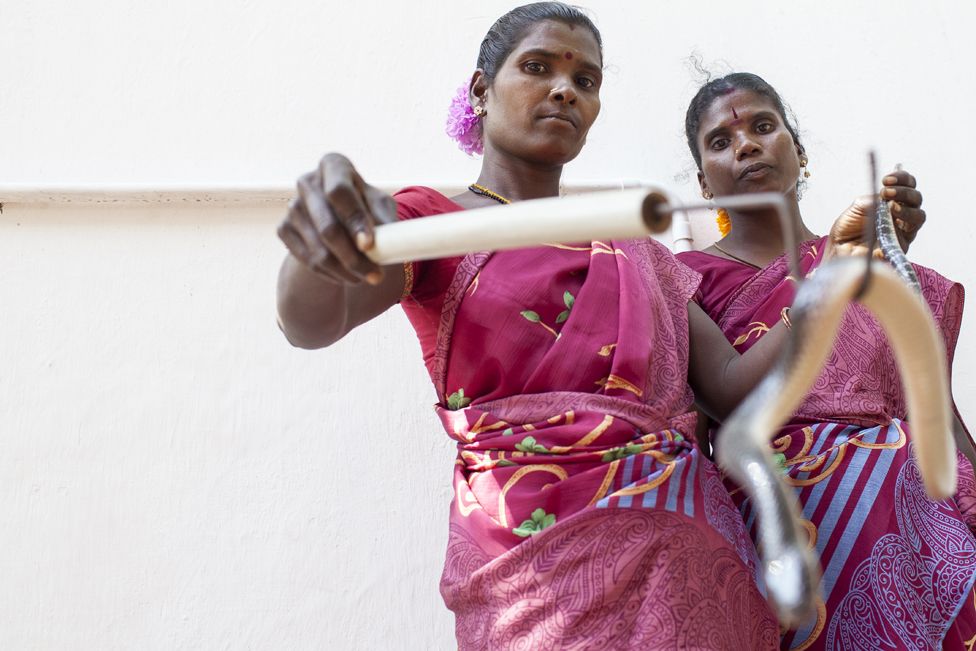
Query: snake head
763,545,821,627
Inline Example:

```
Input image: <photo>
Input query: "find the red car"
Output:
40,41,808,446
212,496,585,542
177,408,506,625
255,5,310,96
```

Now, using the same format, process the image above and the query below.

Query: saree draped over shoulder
396,187,779,651
680,237,976,651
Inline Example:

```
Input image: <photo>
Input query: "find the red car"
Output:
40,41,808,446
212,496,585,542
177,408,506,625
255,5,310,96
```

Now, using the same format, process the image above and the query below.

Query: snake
712,190,955,626
876,197,921,293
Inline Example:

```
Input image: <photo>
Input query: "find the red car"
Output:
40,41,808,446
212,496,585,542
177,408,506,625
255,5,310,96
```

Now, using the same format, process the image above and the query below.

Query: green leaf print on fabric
512,508,557,538
520,290,575,336
514,435,549,454
555,290,575,324
502,428,514,436
495,459,518,468
773,452,788,474
446,389,472,410
601,444,644,462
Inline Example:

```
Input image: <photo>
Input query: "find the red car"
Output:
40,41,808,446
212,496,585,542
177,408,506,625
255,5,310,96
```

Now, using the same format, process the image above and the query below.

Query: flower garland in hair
446,84,483,156
716,208,731,237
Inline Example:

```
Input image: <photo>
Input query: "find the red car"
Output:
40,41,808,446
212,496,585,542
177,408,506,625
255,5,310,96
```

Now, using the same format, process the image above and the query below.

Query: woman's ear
698,170,710,198
469,70,488,108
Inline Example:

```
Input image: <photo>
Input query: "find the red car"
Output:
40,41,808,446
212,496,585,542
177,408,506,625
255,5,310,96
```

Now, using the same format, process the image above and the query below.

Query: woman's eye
577,76,595,89
525,62,545,73
756,122,774,134
710,137,730,151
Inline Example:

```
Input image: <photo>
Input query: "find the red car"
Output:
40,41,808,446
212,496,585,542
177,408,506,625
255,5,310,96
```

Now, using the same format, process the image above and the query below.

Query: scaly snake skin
876,199,921,292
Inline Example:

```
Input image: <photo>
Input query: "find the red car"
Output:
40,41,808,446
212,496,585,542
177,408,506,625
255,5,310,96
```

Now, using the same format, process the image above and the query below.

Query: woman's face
696,89,802,200
476,20,602,167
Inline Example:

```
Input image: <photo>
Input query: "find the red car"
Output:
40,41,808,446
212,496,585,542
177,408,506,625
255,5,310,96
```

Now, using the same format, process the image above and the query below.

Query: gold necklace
468,183,512,205
711,241,763,270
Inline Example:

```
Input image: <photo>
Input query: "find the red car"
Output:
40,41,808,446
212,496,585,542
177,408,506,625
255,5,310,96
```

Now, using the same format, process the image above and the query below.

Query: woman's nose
734,134,761,160
549,80,577,105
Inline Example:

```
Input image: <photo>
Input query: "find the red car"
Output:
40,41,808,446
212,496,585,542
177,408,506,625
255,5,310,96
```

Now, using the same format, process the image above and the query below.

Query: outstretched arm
276,153,403,349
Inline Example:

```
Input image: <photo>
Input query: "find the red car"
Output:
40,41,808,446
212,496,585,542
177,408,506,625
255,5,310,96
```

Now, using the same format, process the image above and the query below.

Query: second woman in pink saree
678,72,976,650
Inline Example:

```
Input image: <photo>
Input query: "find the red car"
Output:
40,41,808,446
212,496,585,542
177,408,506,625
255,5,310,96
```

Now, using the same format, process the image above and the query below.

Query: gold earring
800,156,811,178
703,190,713,200
473,105,485,117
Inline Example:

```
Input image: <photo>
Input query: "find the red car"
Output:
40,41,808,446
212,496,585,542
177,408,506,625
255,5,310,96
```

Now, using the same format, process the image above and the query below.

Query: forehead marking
564,51,573,60
727,105,742,126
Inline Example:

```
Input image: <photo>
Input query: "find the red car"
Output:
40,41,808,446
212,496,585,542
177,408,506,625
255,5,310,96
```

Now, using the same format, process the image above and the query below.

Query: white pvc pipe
671,212,693,253
365,188,671,265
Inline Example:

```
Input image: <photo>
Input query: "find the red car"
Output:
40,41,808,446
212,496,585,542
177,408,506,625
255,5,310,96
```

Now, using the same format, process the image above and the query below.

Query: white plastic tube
365,188,671,265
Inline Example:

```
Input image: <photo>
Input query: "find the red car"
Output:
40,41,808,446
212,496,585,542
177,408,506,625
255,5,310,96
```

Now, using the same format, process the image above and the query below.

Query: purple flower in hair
445,84,483,156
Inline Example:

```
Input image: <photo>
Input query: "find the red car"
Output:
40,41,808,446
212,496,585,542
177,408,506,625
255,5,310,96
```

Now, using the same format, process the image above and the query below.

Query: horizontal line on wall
0,181,647,207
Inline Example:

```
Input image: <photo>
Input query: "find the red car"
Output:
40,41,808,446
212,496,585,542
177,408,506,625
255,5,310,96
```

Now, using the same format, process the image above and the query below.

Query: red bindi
564,52,573,60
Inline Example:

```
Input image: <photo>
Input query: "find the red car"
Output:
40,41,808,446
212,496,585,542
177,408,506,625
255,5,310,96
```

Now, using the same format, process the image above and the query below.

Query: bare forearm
275,254,404,349
719,323,789,416
276,255,350,348
688,302,789,421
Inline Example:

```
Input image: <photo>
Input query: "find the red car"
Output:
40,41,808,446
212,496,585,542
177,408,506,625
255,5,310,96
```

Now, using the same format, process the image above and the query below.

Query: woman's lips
739,163,772,179
539,112,576,128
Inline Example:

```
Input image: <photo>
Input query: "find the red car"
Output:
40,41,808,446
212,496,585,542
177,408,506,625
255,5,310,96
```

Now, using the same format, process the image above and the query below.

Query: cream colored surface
368,188,670,264
2,0,974,648
1,203,455,649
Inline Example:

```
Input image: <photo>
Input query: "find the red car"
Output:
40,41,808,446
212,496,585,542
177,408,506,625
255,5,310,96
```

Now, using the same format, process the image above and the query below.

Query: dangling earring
702,190,713,200
800,156,811,178
473,105,485,117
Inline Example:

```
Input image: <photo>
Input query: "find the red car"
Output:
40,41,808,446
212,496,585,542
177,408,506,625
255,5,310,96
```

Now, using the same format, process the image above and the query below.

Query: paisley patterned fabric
441,509,778,651
397,187,779,650
680,239,976,650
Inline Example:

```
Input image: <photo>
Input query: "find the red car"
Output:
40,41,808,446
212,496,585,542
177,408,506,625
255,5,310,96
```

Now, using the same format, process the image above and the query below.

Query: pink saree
397,187,779,650
680,238,976,651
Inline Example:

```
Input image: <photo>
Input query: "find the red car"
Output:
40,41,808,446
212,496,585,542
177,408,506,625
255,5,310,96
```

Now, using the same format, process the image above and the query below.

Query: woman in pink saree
394,186,775,649
678,72,976,650
275,5,785,649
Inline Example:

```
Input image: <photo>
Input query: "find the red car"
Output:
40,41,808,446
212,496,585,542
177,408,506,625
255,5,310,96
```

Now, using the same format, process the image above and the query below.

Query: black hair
684,72,804,171
476,2,602,83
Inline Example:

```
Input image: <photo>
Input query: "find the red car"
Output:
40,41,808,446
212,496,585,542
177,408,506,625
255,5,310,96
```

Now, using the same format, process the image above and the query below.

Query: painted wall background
2,1,974,648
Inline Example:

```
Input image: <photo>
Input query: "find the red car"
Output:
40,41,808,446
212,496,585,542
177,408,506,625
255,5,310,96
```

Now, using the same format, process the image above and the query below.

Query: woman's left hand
828,169,925,256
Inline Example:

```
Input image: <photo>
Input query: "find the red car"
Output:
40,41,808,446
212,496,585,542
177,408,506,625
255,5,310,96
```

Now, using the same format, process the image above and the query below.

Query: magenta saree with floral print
396,187,779,650
680,238,976,651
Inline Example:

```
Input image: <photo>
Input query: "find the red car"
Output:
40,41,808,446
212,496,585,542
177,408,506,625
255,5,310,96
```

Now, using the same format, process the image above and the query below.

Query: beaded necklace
468,183,512,205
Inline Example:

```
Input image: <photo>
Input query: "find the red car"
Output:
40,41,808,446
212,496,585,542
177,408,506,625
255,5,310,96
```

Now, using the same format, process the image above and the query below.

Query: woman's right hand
277,153,399,285
827,169,925,259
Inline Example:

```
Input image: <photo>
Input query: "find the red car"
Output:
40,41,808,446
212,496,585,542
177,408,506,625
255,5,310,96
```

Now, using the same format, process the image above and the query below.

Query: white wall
3,1,975,648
